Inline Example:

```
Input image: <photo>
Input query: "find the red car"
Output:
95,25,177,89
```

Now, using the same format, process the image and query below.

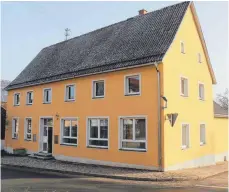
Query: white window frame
13,92,20,106
12,117,19,139
180,76,188,97
181,123,190,150
198,82,205,100
65,84,76,102
92,80,105,98
60,117,78,146
26,91,33,105
24,117,32,141
86,117,109,149
200,123,206,146
119,115,147,152
180,41,185,54
198,53,202,63
43,88,52,104
124,74,141,96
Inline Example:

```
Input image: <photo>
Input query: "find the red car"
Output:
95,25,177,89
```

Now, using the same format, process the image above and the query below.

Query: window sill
181,146,189,150
200,142,206,146
60,143,77,147
13,105,20,106
87,146,108,149
119,148,146,152
65,99,75,102
125,93,140,96
92,96,104,99
180,94,188,97
43,102,51,104
12,138,18,140
24,139,32,141
26,103,33,106
199,98,205,101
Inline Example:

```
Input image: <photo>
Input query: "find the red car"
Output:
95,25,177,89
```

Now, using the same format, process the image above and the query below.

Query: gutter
154,62,162,171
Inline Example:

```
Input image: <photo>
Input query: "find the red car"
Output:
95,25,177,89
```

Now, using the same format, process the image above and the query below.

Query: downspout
154,62,162,171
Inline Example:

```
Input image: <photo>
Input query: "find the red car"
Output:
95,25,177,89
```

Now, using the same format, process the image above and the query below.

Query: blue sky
1,1,228,97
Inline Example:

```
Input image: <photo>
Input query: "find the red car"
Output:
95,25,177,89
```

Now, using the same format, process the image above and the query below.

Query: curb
1,164,187,182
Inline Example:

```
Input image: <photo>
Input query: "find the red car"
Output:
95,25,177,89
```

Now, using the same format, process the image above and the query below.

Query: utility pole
65,28,71,40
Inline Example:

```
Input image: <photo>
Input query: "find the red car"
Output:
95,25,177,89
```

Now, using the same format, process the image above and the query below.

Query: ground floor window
24,118,32,140
120,117,147,151
200,124,206,145
12,118,19,139
87,118,109,148
61,118,78,145
182,123,190,149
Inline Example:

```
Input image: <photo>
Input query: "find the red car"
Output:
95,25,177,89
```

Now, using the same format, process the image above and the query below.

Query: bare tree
217,88,228,110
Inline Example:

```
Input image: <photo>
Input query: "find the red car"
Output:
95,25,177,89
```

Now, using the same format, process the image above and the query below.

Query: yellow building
5,2,228,171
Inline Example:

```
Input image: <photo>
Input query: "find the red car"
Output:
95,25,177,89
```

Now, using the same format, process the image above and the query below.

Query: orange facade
6,65,163,169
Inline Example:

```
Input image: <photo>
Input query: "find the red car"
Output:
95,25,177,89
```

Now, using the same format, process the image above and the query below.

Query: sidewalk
1,156,228,182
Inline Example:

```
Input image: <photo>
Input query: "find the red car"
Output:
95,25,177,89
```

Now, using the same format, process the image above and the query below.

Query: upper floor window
125,74,141,96
120,117,146,151
181,123,189,149
12,118,19,139
61,118,78,145
198,53,202,63
25,118,32,141
43,88,52,104
181,41,185,54
200,124,206,146
93,80,105,98
26,91,33,105
65,84,75,101
87,118,109,148
198,83,205,100
14,93,20,106
180,77,188,97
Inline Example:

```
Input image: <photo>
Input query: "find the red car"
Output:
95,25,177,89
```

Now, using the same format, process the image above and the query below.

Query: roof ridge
42,1,190,50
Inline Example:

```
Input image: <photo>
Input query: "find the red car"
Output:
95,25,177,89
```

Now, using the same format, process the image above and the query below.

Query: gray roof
6,1,190,90
214,101,228,117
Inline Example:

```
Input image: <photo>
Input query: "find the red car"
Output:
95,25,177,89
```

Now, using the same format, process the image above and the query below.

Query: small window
200,124,206,145
180,77,188,97
182,124,189,149
199,83,205,100
61,118,78,145
93,80,105,98
26,91,33,105
14,93,20,106
120,117,146,151
181,41,185,54
198,53,202,63
87,118,109,148
12,118,19,139
43,88,52,103
125,74,140,95
25,118,32,140
65,84,75,101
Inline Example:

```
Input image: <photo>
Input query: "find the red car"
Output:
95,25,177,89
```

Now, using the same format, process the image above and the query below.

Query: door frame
39,116,54,154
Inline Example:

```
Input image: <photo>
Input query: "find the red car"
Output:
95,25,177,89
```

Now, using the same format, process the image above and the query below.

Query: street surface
1,167,228,192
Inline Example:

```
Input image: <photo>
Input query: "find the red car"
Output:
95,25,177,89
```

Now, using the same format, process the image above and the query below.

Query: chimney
138,9,148,15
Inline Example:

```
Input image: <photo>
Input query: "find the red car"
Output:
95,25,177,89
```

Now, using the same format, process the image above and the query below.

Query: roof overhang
190,2,217,84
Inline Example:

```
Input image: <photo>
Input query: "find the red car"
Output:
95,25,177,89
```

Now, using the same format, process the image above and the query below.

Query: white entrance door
40,118,53,153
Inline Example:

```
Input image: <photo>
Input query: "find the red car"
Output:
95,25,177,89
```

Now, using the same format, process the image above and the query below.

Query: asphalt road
1,167,228,192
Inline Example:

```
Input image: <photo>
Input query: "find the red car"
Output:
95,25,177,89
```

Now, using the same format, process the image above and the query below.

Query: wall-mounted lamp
161,96,168,109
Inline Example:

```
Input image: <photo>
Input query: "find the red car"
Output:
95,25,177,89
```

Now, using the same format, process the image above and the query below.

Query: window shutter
184,79,188,96
182,125,186,146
